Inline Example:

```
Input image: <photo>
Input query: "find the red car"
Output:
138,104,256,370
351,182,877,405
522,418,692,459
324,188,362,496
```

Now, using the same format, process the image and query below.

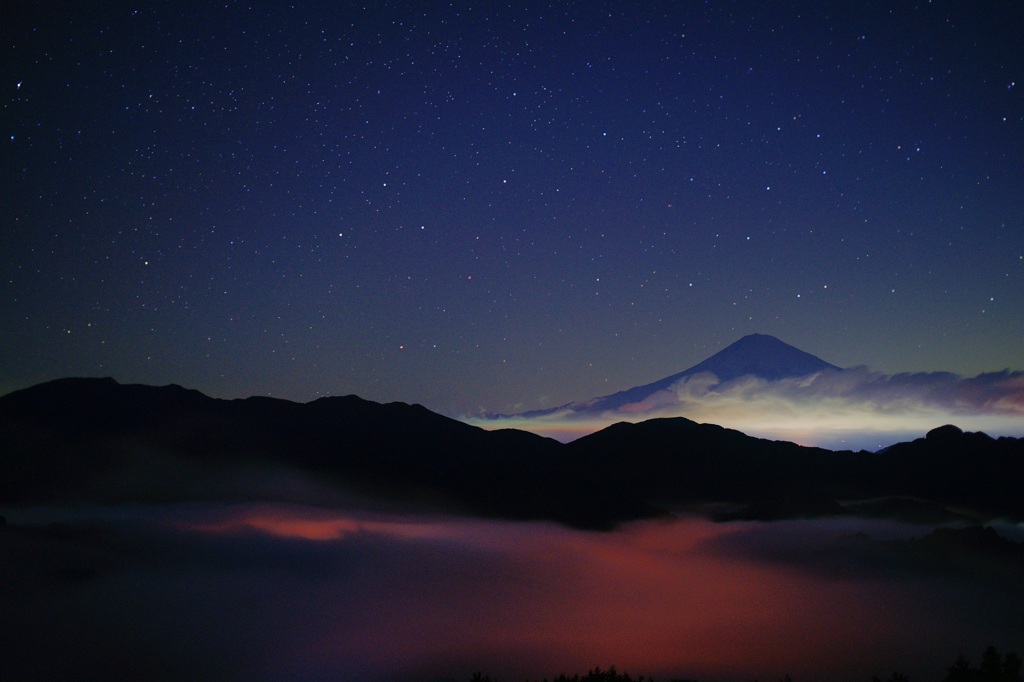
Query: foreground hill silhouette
2,378,1023,526
0,377,653,529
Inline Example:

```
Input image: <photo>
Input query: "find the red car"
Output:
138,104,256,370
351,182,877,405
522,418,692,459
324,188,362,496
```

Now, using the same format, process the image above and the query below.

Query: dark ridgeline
563,418,1024,522
0,377,652,529
2,376,1023,528
872,424,1024,518
563,417,868,516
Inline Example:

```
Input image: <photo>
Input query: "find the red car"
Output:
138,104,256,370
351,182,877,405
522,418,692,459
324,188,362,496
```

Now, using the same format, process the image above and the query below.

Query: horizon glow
467,368,1024,450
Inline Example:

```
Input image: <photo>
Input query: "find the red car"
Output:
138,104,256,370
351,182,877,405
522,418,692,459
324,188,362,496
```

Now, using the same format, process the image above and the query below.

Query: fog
2,503,1021,682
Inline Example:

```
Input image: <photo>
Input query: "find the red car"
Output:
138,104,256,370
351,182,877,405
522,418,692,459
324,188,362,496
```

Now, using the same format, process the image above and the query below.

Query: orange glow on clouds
180,504,966,682
186,504,459,542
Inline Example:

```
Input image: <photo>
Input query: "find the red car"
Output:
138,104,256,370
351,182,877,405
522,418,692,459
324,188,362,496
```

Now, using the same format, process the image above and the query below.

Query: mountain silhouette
0,377,651,529
506,333,841,417
2,377,1022,528
668,333,841,382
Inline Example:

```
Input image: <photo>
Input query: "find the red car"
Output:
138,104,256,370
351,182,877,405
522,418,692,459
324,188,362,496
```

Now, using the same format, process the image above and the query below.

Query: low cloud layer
470,369,1024,450
4,504,1022,682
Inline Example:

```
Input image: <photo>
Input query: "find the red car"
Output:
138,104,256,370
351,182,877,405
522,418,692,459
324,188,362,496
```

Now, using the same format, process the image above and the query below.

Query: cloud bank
469,368,1024,450
4,504,1022,682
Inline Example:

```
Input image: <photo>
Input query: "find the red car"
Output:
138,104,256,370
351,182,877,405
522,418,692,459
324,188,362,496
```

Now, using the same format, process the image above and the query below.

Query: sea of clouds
470,368,1024,450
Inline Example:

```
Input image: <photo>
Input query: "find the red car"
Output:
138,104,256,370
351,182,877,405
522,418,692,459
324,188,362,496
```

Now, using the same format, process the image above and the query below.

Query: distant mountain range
2,375,1023,529
476,333,1024,451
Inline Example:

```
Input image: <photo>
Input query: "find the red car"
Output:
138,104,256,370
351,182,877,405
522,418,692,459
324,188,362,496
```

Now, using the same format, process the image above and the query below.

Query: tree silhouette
472,665,698,682
1004,654,1023,682
466,649,1024,682
943,647,1023,682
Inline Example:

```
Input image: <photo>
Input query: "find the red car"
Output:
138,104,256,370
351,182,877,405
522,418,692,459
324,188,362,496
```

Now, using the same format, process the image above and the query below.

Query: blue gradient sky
3,2,1022,417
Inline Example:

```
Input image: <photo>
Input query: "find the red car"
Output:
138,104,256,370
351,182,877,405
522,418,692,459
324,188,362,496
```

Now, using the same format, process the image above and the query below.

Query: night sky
4,1,1023,418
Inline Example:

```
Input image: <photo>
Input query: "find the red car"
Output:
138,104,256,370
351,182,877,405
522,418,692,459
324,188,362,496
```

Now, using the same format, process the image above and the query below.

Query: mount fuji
503,333,842,419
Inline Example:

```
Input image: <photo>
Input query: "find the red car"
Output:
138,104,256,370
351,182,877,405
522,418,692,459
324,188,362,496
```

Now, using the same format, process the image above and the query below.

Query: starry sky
3,1,1023,418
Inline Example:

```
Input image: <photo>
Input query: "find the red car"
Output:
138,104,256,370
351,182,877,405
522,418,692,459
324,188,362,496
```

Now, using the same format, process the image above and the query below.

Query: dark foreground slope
0,377,650,529
564,418,1024,520
2,378,1023,526
563,417,869,506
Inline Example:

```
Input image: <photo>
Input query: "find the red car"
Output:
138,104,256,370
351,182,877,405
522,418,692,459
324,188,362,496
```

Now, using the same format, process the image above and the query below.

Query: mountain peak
684,334,840,383
536,334,842,415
